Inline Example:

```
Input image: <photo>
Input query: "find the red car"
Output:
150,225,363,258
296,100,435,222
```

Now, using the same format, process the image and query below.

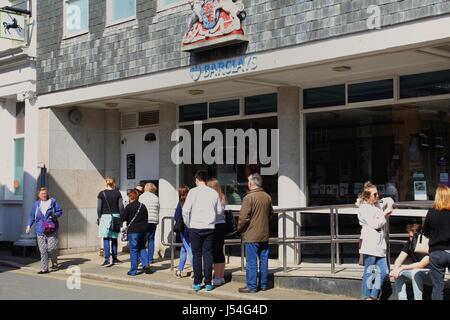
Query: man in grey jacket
183,170,223,292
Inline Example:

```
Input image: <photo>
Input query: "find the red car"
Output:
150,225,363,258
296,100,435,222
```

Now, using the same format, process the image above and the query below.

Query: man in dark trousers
237,173,273,293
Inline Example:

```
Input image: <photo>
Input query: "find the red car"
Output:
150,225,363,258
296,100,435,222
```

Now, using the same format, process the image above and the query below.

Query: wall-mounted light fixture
332,66,352,72
188,89,205,95
144,132,156,142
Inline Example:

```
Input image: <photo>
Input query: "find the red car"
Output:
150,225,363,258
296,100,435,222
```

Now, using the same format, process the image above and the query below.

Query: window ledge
0,199,23,205
105,16,137,29
62,31,89,41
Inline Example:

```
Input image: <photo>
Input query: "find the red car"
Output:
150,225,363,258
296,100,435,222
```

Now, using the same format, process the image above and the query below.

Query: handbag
36,205,56,235
173,217,185,233
121,203,142,242
224,210,238,238
414,233,429,254
103,191,121,233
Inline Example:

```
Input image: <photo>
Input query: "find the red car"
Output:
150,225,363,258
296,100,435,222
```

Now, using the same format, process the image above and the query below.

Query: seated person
389,223,432,300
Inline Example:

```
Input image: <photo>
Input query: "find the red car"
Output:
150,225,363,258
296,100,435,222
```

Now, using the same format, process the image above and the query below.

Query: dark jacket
27,198,63,236
237,188,273,243
174,202,189,241
423,208,450,252
121,201,149,234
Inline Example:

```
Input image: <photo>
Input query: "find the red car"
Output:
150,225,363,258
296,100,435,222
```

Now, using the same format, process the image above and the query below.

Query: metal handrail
160,203,427,274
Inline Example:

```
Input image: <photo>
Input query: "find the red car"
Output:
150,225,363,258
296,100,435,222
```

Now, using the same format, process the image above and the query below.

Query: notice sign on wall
414,181,427,200
0,11,26,41
127,154,136,180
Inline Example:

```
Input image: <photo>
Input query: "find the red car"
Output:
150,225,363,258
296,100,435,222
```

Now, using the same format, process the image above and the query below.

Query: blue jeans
128,232,149,275
147,224,157,264
103,238,118,262
189,228,214,286
178,233,193,272
245,242,269,291
362,255,388,299
395,269,432,300
429,250,450,300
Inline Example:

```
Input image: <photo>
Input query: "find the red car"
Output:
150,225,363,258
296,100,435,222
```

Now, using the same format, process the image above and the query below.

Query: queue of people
24,174,448,299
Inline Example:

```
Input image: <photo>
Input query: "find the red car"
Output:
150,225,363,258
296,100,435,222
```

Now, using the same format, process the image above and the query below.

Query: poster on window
413,181,427,200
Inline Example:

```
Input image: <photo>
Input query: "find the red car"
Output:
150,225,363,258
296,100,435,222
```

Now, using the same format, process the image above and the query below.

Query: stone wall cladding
37,0,450,94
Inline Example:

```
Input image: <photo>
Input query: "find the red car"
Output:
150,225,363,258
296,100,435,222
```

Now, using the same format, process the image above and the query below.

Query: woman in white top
207,178,227,286
139,183,160,264
356,182,394,300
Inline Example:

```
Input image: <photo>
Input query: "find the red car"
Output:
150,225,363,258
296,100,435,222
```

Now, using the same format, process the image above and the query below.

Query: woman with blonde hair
139,183,160,265
25,187,63,274
356,181,394,300
207,178,227,286
423,185,450,300
97,177,123,266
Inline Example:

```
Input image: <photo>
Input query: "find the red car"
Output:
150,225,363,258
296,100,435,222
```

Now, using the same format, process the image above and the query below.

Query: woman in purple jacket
25,187,63,274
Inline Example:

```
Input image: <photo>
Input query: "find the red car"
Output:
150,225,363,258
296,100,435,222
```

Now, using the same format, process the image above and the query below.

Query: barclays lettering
190,56,257,81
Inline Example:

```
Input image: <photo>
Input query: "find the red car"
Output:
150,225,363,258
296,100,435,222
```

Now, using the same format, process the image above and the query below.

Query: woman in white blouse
356,182,393,300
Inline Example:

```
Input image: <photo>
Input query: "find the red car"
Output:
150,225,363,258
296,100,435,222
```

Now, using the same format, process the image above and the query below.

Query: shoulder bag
103,191,121,233
121,203,142,242
414,233,429,254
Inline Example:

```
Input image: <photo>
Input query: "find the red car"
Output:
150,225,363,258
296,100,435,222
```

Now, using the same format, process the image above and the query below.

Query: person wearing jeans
389,223,431,300
182,171,222,292
122,189,151,276
423,185,450,300
245,242,269,291
362,255,389,299
174,186,193,278
356,182,394,300
237,173,273,293
394,269,432,300
139,183,159,265
97,177,124,266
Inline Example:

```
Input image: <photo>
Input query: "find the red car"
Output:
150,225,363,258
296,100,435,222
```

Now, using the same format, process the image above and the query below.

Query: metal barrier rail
161,204,428,274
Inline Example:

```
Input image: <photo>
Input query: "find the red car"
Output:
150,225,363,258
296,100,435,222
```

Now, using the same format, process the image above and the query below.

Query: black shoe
101,261,111,267
238,287,257,293
260,287,268,291
37,270,49,274
144,266,152,274
50,264,59,271
112,258,122,264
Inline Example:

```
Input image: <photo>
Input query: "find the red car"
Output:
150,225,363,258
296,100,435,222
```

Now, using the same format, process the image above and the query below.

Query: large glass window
16,102,25,134
13,138,24,196
157,0,187,11
244,93,277,115
179,103,208,122
400,69,450,99
304,85,345,109
64,0,89,37
209,99,240,118
348,79,394,103
109,0,136,24
306,100,450,206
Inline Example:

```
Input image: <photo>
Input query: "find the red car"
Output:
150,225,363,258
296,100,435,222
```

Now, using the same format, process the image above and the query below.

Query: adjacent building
0,0,37,248
32,0,450,261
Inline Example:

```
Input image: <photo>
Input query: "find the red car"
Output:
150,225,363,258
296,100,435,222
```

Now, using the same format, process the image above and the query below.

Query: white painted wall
120,128,160,193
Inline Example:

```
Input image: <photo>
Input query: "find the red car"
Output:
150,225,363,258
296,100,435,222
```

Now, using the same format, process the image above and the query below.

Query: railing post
330,208,336,274
170,218,174,272
335,208,340,265
385,215,391,272
283,211,287,273
241,240,245,272
294,211,298,265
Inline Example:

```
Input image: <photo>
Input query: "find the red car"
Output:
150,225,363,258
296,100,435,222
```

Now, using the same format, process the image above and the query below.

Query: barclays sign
190,55,257,81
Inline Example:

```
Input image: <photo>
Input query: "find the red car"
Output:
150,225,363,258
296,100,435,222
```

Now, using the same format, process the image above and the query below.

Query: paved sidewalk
0,251,353,300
